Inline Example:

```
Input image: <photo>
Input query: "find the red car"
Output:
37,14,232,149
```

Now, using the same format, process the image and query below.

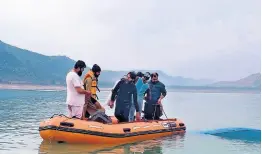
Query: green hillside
1,40,259,89
0,40,215,87
0,40,77,85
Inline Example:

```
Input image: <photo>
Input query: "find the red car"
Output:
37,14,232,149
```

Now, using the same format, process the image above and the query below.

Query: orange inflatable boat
39,114,186,144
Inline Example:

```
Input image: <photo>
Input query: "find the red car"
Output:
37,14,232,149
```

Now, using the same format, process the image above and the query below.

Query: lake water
0,89,260,154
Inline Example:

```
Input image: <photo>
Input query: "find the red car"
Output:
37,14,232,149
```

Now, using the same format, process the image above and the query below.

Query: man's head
74,60,86,76
135,71,144,81
150,72,159,83
136,72,144,78
142,72,150,83
92,64,101,78
127,71,136,82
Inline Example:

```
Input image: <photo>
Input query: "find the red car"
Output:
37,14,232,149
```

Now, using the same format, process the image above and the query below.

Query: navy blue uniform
111,79,139,122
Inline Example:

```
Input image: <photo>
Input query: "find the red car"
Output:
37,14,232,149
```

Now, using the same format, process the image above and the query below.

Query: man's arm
84,77,92,91
132,85,139,112
143,88,149,100
75,87,89,94
72,76,89,94
159,83,167,101
111,80,122,101
144,88,149,96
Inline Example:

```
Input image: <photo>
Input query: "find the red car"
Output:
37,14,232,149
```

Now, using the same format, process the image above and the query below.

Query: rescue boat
39,114,186,144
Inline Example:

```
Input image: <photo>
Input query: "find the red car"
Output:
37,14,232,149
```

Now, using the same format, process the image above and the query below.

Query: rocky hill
211,73,261,88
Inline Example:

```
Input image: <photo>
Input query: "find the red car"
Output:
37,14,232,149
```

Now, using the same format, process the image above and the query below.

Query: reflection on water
39,134,185,154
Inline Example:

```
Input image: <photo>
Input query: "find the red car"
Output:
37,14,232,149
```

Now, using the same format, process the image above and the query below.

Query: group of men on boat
66,60,167,123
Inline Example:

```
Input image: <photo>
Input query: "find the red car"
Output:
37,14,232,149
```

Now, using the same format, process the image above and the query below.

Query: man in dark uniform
144,72,167,120
108,72,141,122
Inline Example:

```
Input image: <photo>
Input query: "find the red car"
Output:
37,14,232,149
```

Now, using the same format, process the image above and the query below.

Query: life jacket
83,70,100,100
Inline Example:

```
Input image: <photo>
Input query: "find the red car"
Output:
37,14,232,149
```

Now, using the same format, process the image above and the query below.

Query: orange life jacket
83,70,99,100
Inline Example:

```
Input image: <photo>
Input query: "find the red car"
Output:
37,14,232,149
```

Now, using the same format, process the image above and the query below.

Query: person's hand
107,100,111,106
157,98,162,105
135,112,141,121
108,101,114,109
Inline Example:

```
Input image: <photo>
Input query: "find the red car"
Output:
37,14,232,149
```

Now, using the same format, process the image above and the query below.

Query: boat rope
48,114,73,145
152,104,174,132
161,107,174,132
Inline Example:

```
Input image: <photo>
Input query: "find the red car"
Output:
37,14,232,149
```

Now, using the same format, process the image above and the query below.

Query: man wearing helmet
108,71,141,122
129,72,150,121
82,64,105,120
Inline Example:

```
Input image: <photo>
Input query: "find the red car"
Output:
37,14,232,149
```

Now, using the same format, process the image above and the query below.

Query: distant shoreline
0,83,113,91
0,83,66,91
0,83,260,94
166,88,260,94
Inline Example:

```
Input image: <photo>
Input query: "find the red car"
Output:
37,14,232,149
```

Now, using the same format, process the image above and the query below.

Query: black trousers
144,102,162,120
114,101,131,123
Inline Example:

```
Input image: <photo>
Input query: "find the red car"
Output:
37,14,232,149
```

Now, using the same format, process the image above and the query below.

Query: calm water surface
0,89,260,154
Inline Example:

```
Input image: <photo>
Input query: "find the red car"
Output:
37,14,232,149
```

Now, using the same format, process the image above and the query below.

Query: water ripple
0,90,260,154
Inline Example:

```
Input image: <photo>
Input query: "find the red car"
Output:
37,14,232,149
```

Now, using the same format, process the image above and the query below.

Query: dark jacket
111,79,139,112
145,80,167,104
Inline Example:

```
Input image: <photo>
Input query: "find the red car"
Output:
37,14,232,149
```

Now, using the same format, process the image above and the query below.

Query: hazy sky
0,0,260,81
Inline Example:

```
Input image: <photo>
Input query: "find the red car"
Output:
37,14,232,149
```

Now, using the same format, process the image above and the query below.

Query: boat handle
60,122,74,127
123,128,131,133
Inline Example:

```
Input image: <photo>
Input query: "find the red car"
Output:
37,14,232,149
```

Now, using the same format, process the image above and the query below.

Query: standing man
105,75,128,107
129,72,151,121
82,64,105,119
108,72,141,122
66,60,90,119
144,72,167,120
